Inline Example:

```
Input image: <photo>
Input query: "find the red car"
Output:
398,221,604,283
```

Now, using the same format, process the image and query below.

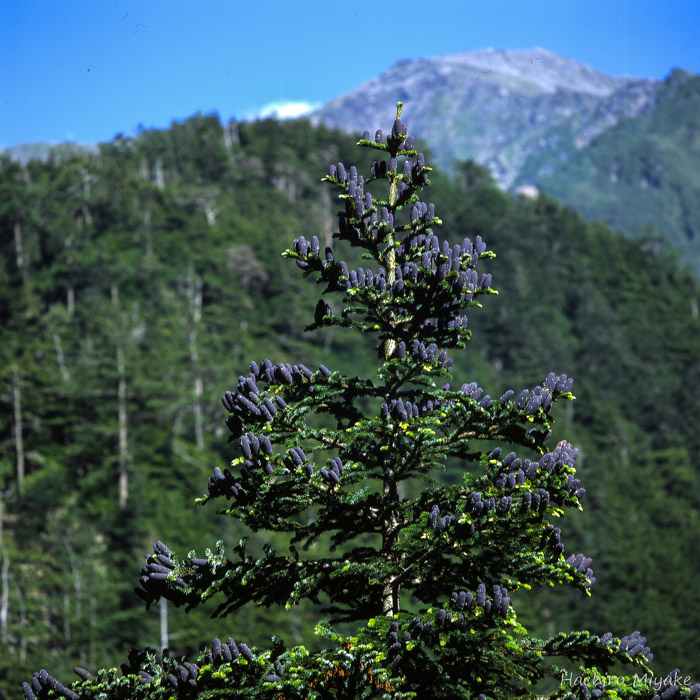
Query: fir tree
23,105,699,700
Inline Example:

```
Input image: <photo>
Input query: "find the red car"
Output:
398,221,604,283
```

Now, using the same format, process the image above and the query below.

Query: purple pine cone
499,389,514,404
154,541,172,557
74,667,92,681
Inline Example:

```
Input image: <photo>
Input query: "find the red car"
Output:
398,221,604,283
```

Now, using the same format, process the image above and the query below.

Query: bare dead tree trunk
160,599,168,650
61,535,82,649
117,342,128,508
203,199,218,226
187,268,204,449
19,592,27,665
14,221,25,276
190,331,204,450
66,221,77,314
12,366,25,498
1,547,8,644
143,205,153,257
63,588,71,644
112,287,129,508
223,120,239,159
155,157,165,190
81,168,93,227
53,332,70,383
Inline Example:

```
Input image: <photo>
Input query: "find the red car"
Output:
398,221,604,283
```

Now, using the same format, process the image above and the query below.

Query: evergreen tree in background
22,105,699,699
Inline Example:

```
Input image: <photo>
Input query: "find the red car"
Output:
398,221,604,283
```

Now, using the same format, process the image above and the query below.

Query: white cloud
250,100,320,120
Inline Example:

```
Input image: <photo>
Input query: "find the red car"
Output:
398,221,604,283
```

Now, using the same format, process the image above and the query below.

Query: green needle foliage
24,105,699,700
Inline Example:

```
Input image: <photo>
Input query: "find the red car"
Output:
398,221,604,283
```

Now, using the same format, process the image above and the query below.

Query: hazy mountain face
311,48,700,274
310,48,660,187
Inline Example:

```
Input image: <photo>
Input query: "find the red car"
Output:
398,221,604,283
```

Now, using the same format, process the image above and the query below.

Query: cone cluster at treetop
23,104,699,699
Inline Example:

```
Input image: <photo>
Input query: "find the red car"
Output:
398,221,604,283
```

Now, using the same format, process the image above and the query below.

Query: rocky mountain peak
433,47,633,96
310,48,659,187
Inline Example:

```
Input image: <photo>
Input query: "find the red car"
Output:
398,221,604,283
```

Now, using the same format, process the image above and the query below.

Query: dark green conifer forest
0,110,698,697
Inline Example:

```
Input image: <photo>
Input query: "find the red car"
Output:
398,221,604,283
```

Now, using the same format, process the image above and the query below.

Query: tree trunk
1,547,8,644
223,120,239,158
63,587,71,644
81,168,93,226
155,158,165,190
53,332,70,382
160,599,168,650
14,221,25,276
19,592,27,665
66,222,76,314
117,341,128,508
187,269,204,449
112,287,129,508
62,534,86,662
12,366,25,498
62,536,81,615
190,330,204,449
382,465,400,616
143,205,153,258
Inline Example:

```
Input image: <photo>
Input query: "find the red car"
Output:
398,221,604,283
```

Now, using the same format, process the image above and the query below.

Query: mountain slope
310,47,659,187
310,48,700,273
530,69,700,273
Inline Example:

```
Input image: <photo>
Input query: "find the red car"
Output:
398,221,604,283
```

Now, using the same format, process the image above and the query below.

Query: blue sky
2,0,699,147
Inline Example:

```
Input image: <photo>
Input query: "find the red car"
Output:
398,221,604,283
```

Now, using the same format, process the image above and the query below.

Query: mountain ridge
309,47,699,273
309,47,662,186
392,47,637,96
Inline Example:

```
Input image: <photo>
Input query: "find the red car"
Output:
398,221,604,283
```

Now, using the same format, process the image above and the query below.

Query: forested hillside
531,69,700,276
0,114,698,695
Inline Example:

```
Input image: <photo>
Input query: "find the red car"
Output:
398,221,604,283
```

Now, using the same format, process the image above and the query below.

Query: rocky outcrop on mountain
310,47,660,187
